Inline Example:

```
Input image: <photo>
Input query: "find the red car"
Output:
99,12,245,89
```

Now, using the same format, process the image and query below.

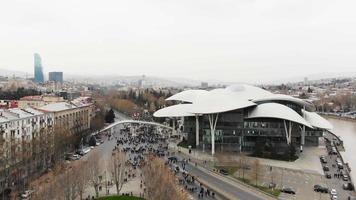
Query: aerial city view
1,1,356,200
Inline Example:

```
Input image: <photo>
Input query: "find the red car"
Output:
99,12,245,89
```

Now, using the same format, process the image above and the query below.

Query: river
326,117,356,181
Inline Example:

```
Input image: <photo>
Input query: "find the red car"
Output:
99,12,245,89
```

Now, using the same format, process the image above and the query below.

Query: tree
105,109,116,123
250,159,261,186
238,154,248,181
142,155,188,200
87,151,104,197
58,167,77,200
107,150,127,195
74,163,90,200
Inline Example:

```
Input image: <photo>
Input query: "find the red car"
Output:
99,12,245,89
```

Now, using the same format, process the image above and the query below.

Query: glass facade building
34,53,44,83
49,71,63,83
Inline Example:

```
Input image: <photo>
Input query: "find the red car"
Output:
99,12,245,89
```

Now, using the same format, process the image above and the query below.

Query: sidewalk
169,142,325,175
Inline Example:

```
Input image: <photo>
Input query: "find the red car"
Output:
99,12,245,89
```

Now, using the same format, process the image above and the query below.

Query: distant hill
0,68,30,78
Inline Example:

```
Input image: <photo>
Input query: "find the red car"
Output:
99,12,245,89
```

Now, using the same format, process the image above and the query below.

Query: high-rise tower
34,53,44,83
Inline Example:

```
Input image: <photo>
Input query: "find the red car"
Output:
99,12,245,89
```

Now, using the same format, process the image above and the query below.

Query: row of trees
33,152,99,200
105,88,174,116
0,87,41,100
33,149,129,200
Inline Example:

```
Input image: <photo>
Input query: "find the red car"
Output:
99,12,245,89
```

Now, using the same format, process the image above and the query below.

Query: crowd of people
111,123,217,199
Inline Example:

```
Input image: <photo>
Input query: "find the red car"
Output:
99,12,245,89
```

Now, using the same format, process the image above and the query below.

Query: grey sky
1,0,356,83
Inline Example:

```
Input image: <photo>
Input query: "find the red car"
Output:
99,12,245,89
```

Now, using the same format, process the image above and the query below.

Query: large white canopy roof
225,84,272,100
154,84,331,130
189,90,257,114
246,103,313,128
253,94,315,110
166,89,208,103
153,104,195,117
302,110,333,130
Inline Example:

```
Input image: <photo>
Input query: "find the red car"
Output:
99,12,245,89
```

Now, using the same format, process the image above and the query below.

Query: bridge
100,119,174,133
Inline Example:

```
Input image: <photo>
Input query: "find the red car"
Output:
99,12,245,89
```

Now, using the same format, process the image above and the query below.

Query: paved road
184,162,269,200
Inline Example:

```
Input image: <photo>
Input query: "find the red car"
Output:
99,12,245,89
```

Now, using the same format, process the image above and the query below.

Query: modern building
48,71,63,84
154,84,332,159
34,53,44,83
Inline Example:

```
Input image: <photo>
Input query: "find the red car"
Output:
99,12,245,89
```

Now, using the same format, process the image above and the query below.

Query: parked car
281,187,296,195
330,189,337,196
323,166,330,171
325,173,331,179
343,175,349,181
314,185,328,193
343,183,354,191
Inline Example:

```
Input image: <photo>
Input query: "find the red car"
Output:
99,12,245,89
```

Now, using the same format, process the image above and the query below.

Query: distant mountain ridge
1,68,355,86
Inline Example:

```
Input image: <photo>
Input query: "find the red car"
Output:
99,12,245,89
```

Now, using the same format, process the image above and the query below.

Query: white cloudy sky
0,0,356,83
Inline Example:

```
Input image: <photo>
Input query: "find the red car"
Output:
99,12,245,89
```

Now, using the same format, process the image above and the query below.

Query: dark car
168,156,178,163
325,173,332,179
314,185,328,193
281,187,296,195
219,169,229,176
343,183,354,191
323,166,330,171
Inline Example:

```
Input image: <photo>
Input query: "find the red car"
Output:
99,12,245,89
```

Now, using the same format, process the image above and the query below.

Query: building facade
154,85,332,160
34,53,44,83
0,108,54,194
38,102,92,135
48,72,63,84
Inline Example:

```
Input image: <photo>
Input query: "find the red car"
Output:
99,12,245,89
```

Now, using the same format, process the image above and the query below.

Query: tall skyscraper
49,71,63,83
34,53,44,83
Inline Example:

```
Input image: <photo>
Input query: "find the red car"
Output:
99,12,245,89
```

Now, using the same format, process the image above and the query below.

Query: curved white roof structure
302,110,333,130
153,104,195,117
225,84,272,100
154,84,331,131
246,103,313,128
253,94,315,110
190,91,256,114
166,89,208,103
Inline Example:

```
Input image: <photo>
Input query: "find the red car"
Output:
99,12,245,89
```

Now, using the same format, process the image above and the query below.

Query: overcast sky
1,0,356,83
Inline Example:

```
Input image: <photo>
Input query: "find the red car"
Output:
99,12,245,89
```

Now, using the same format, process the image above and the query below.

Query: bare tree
250,159,261,186
142,155,188,200
74,163,90,200
107,149,127,195
57,167,77,200
87,151,104,198
238,154,248,181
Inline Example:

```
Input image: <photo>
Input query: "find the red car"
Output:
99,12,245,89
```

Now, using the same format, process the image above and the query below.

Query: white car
21,190,34,199
330,189,337,195
332,195,338,200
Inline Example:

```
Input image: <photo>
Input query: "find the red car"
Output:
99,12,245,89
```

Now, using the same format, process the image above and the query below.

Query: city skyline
1,0,356,83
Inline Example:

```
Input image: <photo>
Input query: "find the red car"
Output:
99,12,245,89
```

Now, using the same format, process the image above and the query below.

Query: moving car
219,169,229,176
281,187,296,195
